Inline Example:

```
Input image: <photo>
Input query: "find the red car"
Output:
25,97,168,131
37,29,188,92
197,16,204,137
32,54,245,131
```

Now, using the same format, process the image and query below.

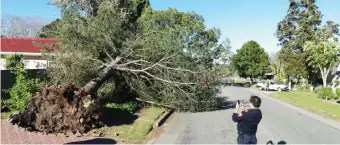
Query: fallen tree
10,0,231,134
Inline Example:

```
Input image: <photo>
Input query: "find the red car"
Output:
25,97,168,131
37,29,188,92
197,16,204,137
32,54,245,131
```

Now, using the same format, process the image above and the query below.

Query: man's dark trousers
237,133,257,144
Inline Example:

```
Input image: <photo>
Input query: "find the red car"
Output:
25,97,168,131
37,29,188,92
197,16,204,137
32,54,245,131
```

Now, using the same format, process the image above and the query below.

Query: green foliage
335,88,340,99
1,112,12,119
297,83,312,92
270,52,286,81
316,87,334,100
105,101,140,113
314,86,322,94
278,49,308,78
46,0,226,112
276,0,322,52
1,99,8,111
231,41,270,78
276,0,339,80
304,26,340,87
4,54,39,111
38,18,62,38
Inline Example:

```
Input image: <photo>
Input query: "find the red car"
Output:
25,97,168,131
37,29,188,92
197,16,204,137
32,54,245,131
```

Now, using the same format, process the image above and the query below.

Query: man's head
249,95,261,108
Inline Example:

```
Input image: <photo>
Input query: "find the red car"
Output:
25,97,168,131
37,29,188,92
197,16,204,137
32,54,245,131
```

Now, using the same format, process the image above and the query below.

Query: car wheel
278,88,282,92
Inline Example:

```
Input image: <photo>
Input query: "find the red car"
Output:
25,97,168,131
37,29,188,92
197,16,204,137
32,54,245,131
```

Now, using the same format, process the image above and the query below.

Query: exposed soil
10,84,103,134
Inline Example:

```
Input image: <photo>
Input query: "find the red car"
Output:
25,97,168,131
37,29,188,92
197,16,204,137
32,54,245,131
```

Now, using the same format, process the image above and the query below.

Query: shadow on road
64,138,117,144
217,96,237,110
266,140,287,145
223,83,252,88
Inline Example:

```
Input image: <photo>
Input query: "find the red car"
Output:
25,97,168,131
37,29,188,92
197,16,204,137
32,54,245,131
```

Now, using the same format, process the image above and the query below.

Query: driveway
155,86,340,144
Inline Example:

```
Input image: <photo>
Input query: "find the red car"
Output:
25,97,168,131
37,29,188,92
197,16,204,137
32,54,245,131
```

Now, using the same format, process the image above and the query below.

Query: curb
153,109,174,128
248,88,340,131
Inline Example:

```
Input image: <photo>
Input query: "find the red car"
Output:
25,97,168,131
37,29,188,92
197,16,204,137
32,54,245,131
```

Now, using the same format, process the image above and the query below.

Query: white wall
0,59,49,70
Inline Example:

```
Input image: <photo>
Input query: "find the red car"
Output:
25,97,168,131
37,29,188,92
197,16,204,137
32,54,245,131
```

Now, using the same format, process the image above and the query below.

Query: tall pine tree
276,0,338,80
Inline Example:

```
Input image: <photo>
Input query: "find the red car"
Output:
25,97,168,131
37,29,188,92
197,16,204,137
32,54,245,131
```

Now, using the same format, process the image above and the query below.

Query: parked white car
257,80,288,91
256,81,266,88
268,81,288,91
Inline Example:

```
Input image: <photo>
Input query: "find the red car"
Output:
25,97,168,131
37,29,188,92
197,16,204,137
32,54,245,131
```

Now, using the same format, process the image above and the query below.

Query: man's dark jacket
232,109,262,135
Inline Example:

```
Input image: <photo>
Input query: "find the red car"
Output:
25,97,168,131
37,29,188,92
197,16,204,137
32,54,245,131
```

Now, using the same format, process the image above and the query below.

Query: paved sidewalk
1,121,118,144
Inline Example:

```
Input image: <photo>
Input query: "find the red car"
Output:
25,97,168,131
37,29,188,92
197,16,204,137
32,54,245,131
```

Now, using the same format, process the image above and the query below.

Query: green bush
335,88,340,100
297,83,312,92
1,99,8,111
3,54,39,111
314,87,322,93
105,101,140,113
316,87,334,100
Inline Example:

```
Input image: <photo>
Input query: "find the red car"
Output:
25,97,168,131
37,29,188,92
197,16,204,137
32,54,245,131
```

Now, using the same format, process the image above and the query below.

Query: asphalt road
155,86,340,144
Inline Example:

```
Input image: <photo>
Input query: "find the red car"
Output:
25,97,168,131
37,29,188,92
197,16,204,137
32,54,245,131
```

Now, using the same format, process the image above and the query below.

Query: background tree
304,25,340,87
1,15,45,38
276,0,322,52
270,52,285,81
231,41,270,78
276,0,339,81
38,18,63,38
278,48,308,78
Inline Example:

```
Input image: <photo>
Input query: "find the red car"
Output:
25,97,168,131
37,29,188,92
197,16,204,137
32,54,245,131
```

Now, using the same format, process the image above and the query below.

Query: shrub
105,101,140,113
314,87,322,94
336,88,340,100
1,99,9,112
297,83,312,92
316,87,334,100
4,54,39,111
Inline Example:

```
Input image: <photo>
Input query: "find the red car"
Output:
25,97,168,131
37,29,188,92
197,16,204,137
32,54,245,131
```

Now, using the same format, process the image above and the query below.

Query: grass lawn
272,91,340,121
102,107,165,143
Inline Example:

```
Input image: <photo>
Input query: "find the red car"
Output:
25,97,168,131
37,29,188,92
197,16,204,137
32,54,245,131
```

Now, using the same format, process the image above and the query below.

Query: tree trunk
320,66,329,88
83,57,122,95
322,76,327,88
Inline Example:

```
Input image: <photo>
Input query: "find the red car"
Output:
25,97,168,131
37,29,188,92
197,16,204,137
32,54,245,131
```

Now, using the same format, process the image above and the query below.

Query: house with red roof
1,38,58,70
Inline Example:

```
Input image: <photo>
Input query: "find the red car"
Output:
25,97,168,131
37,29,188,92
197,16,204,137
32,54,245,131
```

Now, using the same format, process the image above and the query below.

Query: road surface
155,86,340,144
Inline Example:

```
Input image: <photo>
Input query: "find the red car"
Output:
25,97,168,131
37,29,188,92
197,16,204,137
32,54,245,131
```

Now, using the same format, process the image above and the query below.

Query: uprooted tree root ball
10,84,103,134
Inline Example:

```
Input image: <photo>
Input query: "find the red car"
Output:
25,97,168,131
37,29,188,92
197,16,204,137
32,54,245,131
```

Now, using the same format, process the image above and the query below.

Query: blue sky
2,0,339,54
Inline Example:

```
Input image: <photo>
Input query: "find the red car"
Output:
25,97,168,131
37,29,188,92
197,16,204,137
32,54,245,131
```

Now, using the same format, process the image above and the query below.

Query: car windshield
274,82,283,85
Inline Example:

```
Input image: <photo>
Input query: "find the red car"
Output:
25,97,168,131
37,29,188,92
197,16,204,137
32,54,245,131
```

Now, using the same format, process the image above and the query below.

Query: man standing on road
232,96,262,144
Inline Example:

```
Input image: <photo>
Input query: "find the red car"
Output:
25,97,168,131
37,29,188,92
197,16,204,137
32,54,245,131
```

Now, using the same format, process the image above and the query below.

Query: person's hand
235,101,240,113
239,102,244,109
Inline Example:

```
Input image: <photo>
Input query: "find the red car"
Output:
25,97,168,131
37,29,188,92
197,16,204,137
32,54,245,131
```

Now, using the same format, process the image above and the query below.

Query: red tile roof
1,38,58,53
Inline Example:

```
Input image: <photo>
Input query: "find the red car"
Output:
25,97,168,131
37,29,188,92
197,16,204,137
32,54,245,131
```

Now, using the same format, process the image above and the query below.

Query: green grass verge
104,107,165,143
272,91,340,121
